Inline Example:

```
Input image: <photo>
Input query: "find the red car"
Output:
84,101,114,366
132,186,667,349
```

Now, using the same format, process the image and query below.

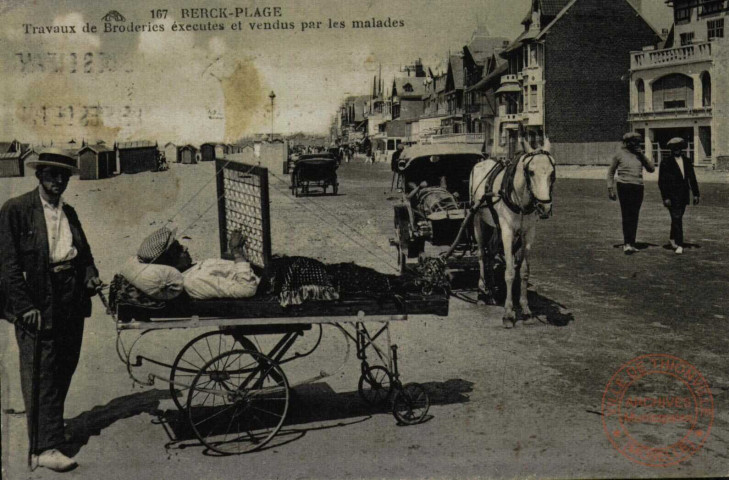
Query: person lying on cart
120,227,260,301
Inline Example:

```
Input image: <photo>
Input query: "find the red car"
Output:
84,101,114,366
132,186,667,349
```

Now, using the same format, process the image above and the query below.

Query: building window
675,7,692,22
680,32,695,45
708,18,724,39
637,79,645,113
701,71,712,106
529,85,537,110
652,73,694,110
700,0,725,16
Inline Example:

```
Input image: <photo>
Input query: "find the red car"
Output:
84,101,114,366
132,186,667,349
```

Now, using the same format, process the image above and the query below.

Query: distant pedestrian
390,144,405,191
607,132,655,254
659,137,700,255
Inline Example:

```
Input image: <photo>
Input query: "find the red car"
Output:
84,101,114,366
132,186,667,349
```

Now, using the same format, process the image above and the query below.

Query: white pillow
119,257,184,300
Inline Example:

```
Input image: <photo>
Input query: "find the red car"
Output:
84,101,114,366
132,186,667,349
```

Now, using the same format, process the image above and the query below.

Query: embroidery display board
215,159,272,272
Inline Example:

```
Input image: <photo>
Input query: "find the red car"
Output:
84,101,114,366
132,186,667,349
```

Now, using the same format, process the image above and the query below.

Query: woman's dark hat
667,137,687,149
26,148,78,173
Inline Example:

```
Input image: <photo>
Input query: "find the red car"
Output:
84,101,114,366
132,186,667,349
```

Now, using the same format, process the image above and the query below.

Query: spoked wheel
358,365,394,406
187,349,289,455
392,383,430,425
170,330,257,412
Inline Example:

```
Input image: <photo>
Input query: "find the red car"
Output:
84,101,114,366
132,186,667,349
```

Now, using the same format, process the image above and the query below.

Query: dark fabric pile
269,255,450,302
269,256,339,307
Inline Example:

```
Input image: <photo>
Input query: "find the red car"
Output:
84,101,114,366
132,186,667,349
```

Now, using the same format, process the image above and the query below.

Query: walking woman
607,132,656,254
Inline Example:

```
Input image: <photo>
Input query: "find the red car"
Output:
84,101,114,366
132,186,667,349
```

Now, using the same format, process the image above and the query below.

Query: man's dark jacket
658,155,700,206
0,188,98,328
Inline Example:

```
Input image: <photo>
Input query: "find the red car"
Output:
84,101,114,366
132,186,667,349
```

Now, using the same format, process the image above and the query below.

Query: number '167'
151,9,168,19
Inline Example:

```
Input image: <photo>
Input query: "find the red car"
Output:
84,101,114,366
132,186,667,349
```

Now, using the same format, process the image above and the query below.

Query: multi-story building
494,0,659,163
630,0,729,168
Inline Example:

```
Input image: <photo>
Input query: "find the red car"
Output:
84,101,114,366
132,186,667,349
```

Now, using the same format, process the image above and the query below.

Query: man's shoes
670,239,678,249
31,449,78,472
675,246,684,255
623,244,637,255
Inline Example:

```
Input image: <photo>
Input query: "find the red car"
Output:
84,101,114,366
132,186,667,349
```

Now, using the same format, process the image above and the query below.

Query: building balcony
501,74,519,84
629,106,713,121
502,113,521,123
631,42,712,71
522,111,543,126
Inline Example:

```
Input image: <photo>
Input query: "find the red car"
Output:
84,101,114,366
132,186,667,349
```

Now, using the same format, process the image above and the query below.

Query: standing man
607,132,656,254
390,143,405,191
659,137,700,255
0,149,102,472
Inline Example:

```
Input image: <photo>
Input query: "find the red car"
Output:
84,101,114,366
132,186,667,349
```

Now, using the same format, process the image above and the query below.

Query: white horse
470,139,556,328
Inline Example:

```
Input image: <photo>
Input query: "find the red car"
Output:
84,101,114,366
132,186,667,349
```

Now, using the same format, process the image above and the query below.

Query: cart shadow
158,378,473,454
61,389,173,457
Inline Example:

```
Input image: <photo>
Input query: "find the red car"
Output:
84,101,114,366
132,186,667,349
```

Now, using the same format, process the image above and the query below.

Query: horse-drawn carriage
391,144,485,274
290,153,339,196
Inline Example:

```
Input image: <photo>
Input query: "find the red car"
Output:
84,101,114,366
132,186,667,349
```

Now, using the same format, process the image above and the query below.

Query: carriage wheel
358,365,393,406
170,330,257,412
187,349,289,455
392,383,430,425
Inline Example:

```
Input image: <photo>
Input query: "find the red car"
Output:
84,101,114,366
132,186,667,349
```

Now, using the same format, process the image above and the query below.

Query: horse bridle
520,150,556,216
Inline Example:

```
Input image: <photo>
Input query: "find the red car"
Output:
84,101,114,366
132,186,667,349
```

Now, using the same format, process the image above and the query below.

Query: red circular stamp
602,354,714,467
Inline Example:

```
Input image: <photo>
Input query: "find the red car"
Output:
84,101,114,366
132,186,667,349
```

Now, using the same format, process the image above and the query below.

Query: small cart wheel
396,243,408,275
358,365,393,406
170,330,257,412
187,349,289,455
392,383,430,425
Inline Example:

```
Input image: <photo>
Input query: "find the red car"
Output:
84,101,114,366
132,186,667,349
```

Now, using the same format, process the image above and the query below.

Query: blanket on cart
110,256,450,312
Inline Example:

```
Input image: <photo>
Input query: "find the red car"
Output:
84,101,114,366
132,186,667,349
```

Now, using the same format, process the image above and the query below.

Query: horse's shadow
612,242,660,251
451,267,574,327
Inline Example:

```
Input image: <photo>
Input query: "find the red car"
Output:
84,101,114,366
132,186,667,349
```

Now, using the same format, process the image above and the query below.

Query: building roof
79,144,112,154
0,152,21,160
467,59,508,92
541,0,572,16
179,144,198,151
393,77,427,99
448,55,465,90
467,35,511,64
0,140,19,154
117,140,156,150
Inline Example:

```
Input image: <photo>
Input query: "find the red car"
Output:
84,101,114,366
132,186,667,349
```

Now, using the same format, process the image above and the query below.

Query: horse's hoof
522,315,537,325
502,316,515,329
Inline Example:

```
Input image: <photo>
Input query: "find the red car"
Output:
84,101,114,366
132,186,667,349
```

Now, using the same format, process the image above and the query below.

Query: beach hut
164,142,178,163
200,142,216,162
179,144,198,164
78,144,115,180
116,140,158,174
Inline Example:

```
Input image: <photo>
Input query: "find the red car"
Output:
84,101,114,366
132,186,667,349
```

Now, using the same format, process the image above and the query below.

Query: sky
0,0,673,144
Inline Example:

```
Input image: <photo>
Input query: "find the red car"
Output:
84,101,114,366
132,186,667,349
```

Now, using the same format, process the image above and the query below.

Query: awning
495,84,522,94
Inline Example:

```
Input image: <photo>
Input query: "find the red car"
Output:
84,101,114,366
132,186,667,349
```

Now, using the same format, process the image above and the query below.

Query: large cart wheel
392,383,430,425
169,330,257,412
358,365,393,406
187,349,289,455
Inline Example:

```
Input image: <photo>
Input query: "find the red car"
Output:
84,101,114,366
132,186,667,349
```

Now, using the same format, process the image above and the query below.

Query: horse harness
473,150,556,217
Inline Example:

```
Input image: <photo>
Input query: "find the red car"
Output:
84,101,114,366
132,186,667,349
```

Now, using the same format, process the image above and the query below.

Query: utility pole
269,91,276,141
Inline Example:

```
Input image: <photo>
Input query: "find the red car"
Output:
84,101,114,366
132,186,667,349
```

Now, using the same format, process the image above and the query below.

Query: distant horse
469,139,556,328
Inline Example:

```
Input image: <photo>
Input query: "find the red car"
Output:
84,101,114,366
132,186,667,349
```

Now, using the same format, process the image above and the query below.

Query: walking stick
390,172,397,192
28,315,43,471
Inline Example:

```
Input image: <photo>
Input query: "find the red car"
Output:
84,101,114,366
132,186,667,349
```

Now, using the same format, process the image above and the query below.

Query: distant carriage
290,153,339,196
391,144,485,274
